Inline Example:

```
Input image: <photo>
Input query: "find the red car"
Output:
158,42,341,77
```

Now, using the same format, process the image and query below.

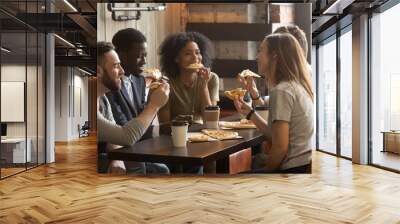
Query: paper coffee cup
171,120,188,148
204,105,220,129
255,105,269,122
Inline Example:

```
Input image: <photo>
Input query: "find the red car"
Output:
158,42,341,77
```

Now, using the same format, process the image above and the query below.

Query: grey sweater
97,95,145,146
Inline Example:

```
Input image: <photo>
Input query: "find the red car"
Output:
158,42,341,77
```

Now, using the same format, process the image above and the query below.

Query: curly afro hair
158,32,214,78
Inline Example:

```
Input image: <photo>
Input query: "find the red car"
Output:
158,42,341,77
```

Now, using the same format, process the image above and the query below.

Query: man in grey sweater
97,41,170,174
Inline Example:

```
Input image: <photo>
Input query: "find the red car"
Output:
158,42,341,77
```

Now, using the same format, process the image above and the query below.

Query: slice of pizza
149,82,162,90
240,119,254,125
224,88,247,100
186,63,204,70
201,129,239,140
143,68,162,80
219,120,256,129
188,134,210,142
238,69,261,78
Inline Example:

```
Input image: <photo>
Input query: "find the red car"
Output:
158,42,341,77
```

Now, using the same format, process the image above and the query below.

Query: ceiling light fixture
107,3,167,21
77,67,93,76
63,0,78,12
322,0,355,15
54,34,75,48
1,47,11,53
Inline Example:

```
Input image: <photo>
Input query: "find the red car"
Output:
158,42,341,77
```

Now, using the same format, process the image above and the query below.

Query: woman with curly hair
158,32,219,124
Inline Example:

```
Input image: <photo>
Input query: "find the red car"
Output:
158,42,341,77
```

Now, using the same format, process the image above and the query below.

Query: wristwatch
246,108,255,120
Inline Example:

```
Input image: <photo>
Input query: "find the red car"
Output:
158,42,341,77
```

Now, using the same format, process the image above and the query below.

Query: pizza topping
201,129,239,140
224,88,247,100
143,68,162,80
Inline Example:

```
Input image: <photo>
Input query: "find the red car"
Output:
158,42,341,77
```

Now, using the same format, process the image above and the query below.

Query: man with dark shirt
107,28,149,135
106,28,167,174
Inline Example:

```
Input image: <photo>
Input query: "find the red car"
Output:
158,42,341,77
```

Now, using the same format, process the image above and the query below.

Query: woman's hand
233,96,253,116
238,75,259,99
198,67,211,87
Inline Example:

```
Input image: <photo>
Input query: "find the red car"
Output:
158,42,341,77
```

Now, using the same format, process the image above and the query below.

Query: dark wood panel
187,23,269,41
55,56,96,70
212,59,258,78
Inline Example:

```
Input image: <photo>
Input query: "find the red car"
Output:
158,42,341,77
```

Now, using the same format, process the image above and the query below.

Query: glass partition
370,3,400,171
317,36,337,155
1,22,28,178
339,28,352,158
0,0,46,179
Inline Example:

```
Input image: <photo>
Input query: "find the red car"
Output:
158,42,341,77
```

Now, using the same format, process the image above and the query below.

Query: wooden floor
1,135,400,223
1,167,26,178
372,151,400,171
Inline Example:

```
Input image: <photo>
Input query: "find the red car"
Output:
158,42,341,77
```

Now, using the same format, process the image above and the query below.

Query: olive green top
163,72,219,122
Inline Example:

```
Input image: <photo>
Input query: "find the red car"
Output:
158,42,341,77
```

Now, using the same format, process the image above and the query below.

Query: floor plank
372,151,400,171
0,134,399,223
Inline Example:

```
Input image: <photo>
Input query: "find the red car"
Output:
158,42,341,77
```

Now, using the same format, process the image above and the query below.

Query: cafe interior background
1,0,400,222
97,3,313,174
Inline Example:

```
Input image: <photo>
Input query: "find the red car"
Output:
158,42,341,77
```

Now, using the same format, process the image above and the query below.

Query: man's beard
102,70,120,91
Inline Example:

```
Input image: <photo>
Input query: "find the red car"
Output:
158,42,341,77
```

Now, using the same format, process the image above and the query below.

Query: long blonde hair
264,33,314,101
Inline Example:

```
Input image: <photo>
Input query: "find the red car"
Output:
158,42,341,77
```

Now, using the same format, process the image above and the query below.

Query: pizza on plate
188,134,210,142
238,69,261,78
219,120,256,129
201,129,239,140
224,88,247,100
240,119,253,125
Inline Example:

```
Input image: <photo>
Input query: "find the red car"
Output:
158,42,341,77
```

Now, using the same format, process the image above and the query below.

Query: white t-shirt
268,81,314,170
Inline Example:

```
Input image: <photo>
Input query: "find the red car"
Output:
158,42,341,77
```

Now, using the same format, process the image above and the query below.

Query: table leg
204,161,216,174
216,157,229,173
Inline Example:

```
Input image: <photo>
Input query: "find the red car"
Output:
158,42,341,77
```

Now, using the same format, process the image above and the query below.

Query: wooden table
108,116,265,173
382,131,400,154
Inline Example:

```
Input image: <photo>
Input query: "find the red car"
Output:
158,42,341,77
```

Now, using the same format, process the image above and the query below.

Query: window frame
315,23,353,161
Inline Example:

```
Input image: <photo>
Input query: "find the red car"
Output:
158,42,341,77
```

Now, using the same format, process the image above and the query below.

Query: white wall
1,64,46,164
1,65,38,138
54,67,89,141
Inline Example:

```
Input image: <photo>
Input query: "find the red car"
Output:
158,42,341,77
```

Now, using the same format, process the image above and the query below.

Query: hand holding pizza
233,95,252,116
237,69,261,100
198,67,211,87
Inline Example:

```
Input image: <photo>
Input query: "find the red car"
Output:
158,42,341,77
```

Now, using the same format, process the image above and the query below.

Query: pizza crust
188,134,210,142
240,119,253,125
186,63,204,70
238,69,261,78
219,121,256,129
149,82,162,90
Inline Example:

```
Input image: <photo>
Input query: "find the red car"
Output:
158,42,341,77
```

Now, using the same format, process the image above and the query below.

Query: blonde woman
234,33,314,173
239,25,309,107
